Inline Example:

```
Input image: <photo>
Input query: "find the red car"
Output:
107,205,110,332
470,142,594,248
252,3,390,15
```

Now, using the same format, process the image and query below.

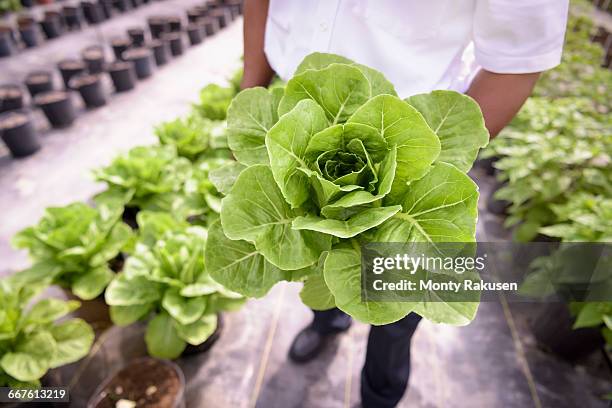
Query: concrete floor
1,3,610,407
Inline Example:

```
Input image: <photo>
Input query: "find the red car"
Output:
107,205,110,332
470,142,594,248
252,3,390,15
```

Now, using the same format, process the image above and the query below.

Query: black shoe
288,322,351,363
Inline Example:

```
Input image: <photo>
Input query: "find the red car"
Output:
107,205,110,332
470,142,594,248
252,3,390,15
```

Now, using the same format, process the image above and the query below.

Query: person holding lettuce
240,1,569,407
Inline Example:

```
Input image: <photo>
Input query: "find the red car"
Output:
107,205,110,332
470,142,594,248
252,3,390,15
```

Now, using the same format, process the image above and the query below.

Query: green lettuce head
206,53,489,326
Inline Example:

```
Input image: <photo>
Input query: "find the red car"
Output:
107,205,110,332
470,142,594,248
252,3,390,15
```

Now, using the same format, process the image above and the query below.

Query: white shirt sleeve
473,0,570,74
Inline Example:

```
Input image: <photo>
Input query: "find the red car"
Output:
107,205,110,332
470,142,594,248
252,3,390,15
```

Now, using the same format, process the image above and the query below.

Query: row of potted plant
0,0,161,56
2,67,243,404
0,1,243,161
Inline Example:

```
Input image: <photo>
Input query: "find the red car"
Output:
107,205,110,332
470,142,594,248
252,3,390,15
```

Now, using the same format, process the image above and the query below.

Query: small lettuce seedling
13,202,132,300
105,211,243,359
0,276,94,388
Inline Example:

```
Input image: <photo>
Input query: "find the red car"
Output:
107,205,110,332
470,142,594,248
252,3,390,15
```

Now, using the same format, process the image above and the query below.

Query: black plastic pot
150,39,170,66
108,61,137,92
21,0,34,7
111,38,132,60
167,16,182,32
81,1,105,25
0,85,24,113
529,303,604,361
201,16,219,37
25,71,53,97
129,0,142,8
186,24,204,45
0,31,15,57
0,110,41,158
62,6,83,30
127,27,146,47
57,59,86,89
35,90,77,128
226,0,242,18
187,6,207,22
164,32,184,56
82,45,106,74
100,0,113,19
19,21,40,47
113,0,131,13
123,48,154,79
39,15,63,39
182,314,223,356
70,74,107,108
147,16,168,39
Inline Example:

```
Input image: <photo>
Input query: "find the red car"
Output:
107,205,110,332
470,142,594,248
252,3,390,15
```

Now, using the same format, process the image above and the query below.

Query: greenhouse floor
0,6,610,408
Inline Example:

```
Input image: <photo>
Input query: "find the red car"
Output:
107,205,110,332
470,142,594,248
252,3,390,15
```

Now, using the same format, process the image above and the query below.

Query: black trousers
312,308,422,408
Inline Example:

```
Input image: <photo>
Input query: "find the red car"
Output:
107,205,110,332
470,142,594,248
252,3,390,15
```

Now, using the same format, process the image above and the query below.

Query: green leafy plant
180,157,235,226
205,53,489,326
571,302,612,347
155,115,229,161
192,84,236,121
482,97,611,241
93,145,193,212
0,276,94,388
105,212,243,359
12,203,132,300
0,0,20,13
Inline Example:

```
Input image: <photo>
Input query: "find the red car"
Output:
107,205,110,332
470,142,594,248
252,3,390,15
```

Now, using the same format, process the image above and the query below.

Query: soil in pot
64,290,112,331
200,16,219,37
149,39,170,66
123,48,154,79
70,73,107,108
186,23,203,45
34,90,77,128
39,14,63,39
127,27,146,47
58,59,86,89
111,37,132,60
18,20,40,47
163,32,184,57
108,60,137,93
88,358,185,408
62,5,83,30
25,70,54,96
182,313,223,356
0,30,15,57
147,16,168,39
0,110,41,158
0,85,24,113
167,16,182,32
83,45,106,74
187,6,207,22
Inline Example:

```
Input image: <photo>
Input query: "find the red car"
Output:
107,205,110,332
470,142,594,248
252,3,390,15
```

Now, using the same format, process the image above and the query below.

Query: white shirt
264,0,569,98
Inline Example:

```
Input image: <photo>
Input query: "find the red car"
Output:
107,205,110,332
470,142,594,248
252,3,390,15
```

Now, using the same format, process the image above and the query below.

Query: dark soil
123,47,150,59
108,61,131,71
70,74,100,87
58,60,86,70
26,73,51,84
0,86,22,99
83,47,104,59
111,38,132,47
0,111,27,130
93,359,182,408
34,90,67,104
